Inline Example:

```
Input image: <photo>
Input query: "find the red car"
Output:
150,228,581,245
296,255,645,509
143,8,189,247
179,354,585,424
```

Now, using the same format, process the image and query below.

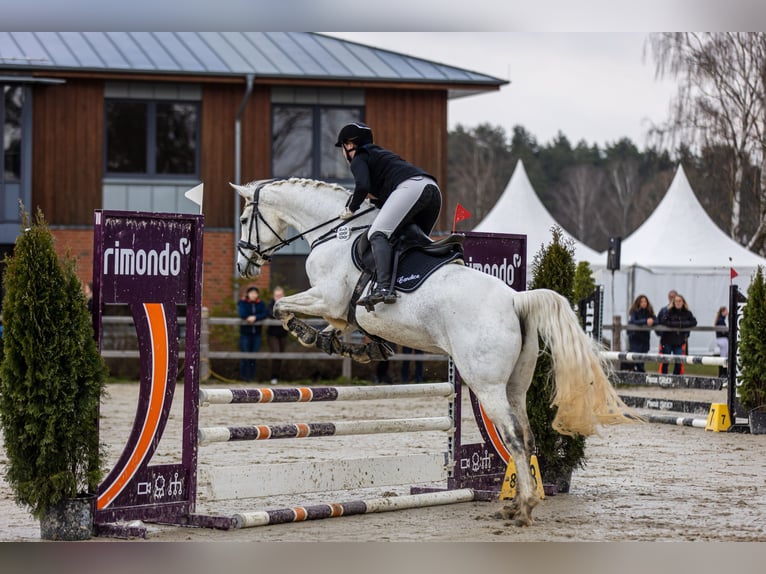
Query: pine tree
0,207,107,520
738,266,766,412
527,226,586,491
574,261,598,330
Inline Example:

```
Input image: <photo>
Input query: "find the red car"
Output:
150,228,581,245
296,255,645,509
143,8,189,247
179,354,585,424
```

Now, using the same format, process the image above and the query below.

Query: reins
237,180,374,272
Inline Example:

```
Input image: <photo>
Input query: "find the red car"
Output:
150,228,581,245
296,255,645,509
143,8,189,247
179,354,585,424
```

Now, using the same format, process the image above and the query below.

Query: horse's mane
243,177,350,195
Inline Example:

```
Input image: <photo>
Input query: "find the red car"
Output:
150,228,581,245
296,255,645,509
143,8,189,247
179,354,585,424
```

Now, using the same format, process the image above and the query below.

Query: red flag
731,267,738,280
452,203,471,232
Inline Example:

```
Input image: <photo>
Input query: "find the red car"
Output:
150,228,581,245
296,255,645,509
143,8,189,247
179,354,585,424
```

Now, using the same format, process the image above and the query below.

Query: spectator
657,293,697,375
374,359,392,384
238,286,268,382
627,295,656,372
266,286,288,385
714,306,729,377
400,345,424,383
656,289,678,325
83,281,93,313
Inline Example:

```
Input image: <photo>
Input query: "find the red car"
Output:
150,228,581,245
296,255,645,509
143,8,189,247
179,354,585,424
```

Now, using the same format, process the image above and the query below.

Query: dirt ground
1,380,764,542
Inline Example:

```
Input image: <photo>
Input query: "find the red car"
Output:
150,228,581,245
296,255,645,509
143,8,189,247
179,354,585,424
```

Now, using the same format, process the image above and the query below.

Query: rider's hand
339,208,354,220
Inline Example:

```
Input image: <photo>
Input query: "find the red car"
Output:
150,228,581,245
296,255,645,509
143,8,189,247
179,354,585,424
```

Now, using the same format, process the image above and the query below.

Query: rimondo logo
104,238,191,277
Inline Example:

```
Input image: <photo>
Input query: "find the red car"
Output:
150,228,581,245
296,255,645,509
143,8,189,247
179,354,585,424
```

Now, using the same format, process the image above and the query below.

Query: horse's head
231,179,287,278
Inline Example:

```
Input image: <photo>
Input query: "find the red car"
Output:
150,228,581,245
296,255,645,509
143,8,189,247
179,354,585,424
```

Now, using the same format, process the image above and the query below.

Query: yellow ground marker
706,403,732,432
499,454,545,500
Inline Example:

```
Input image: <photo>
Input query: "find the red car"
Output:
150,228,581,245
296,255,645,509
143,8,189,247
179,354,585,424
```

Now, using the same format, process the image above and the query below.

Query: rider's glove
339,208,354,220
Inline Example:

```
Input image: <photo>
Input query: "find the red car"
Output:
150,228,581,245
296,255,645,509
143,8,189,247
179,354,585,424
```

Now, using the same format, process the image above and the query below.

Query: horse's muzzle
237,257,262,279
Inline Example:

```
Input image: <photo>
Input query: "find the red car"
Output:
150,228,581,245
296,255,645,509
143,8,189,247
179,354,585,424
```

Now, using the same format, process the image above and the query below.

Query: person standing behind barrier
714,306,729,377
657,293,697,375
627,295,656,372
83,281,94,313
656,289,678,325
238,286,268,382
400,345,424,383
266,286,288,385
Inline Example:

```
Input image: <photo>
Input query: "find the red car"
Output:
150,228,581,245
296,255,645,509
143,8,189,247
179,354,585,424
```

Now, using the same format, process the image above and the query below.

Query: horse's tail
513,288,637,436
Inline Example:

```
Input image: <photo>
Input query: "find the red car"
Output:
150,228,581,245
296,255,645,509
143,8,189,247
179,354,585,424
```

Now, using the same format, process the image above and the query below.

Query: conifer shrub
0,207,107,520
527,226,587,491
738,265,766,413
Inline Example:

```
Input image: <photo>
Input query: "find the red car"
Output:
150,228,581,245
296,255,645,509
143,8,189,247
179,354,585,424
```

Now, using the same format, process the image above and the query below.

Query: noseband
237,180,283,274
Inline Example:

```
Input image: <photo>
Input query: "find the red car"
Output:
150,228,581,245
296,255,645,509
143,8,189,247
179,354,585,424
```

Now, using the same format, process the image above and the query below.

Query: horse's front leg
275,287,338,320
274,288,392,363
272,288,337,347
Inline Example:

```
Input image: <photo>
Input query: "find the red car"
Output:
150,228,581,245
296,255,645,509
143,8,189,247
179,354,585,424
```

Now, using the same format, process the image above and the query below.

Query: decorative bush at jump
0,207,108,524
527,226,586,492
574,261,597,330
737,265,766,419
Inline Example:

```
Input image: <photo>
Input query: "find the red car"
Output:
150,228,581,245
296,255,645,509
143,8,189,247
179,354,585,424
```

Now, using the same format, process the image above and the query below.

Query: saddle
349,224,465,311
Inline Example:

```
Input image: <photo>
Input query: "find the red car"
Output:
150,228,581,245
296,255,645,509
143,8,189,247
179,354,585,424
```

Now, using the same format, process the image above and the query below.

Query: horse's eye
240,217,247,225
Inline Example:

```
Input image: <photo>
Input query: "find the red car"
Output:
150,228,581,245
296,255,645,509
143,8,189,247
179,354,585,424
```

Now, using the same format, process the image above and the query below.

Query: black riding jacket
347,144,434,212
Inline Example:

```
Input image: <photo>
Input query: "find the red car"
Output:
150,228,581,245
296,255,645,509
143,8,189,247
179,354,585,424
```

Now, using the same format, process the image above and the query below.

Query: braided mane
242,177,350,195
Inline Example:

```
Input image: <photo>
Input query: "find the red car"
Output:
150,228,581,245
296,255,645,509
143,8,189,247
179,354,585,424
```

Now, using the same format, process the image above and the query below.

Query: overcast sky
326,33,679,150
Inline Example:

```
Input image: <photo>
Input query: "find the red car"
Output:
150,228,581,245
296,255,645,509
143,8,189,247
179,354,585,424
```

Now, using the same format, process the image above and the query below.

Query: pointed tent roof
620,164,766,270
473,160,603,264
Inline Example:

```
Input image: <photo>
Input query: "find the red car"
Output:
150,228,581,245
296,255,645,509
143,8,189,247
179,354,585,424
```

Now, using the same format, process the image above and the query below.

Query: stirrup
357,287,398,309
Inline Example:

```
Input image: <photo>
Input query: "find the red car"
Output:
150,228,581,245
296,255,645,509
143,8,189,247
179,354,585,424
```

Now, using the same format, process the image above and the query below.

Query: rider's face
342,143,356,163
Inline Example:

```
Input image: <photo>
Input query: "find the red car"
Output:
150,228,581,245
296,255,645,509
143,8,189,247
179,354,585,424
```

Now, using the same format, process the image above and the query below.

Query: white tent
597,164,766,354
473,160,603,266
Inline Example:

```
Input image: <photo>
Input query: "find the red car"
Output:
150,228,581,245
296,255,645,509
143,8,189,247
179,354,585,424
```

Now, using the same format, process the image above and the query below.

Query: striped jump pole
199,382,453,406
198,416,454,445
230,488,477,529
601,351,728,368
645,413,708,428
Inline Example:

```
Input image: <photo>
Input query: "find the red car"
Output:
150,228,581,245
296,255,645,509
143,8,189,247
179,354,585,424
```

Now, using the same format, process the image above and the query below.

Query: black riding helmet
335,122,373,147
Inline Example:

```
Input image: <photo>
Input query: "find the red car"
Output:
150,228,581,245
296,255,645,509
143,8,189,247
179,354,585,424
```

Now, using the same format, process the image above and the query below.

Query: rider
335,122,442,308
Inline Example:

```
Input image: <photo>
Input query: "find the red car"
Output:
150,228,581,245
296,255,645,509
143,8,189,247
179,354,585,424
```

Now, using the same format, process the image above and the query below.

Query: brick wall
50,227,272,311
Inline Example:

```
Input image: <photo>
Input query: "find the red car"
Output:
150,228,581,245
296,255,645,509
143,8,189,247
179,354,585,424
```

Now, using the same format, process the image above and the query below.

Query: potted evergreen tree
0,207,108,540
526,227,587,492
737,265,766,434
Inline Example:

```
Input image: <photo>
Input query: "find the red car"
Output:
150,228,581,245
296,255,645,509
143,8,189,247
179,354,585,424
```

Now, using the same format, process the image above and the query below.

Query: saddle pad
394,248,464,292
352,235,464,293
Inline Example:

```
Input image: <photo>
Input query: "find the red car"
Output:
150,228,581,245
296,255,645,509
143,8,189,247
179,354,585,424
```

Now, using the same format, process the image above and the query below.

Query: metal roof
0,32,506,96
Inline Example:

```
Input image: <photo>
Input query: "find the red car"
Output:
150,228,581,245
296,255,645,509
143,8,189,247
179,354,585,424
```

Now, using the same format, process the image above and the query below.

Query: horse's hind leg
491,334,541,525
507,330,540,459
478,389,539,526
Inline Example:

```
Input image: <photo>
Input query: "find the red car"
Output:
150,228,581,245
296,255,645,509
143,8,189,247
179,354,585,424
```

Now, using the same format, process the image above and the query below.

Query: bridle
237,180,373,275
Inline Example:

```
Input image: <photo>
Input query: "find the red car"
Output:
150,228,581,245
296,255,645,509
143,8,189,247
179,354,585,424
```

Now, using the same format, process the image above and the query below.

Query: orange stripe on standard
97,303,169,510
298,388,312,402
478,403,511,464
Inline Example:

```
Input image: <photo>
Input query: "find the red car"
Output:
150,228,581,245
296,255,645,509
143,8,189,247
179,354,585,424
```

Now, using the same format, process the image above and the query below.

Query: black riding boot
358,233,398,307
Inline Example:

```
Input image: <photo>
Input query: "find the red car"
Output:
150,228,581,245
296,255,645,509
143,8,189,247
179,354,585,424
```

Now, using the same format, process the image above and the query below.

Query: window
3,85,23,182
272,105,362,181
105,100,199,178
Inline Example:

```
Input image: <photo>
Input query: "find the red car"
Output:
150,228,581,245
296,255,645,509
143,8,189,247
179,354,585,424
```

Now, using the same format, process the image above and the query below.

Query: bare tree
606,157,642,237
554,164,610,246
648,33,765,246
447,124,513,226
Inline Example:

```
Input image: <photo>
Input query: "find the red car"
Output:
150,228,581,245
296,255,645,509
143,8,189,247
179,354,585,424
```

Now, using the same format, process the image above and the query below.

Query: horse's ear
230,182,253,201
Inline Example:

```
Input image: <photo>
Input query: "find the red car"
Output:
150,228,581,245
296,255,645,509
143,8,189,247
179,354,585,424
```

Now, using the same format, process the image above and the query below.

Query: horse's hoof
492,505,515,520
492,501,534,526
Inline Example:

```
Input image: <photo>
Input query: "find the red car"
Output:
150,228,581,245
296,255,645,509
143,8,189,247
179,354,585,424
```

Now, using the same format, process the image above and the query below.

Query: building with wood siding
0,32,505,310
